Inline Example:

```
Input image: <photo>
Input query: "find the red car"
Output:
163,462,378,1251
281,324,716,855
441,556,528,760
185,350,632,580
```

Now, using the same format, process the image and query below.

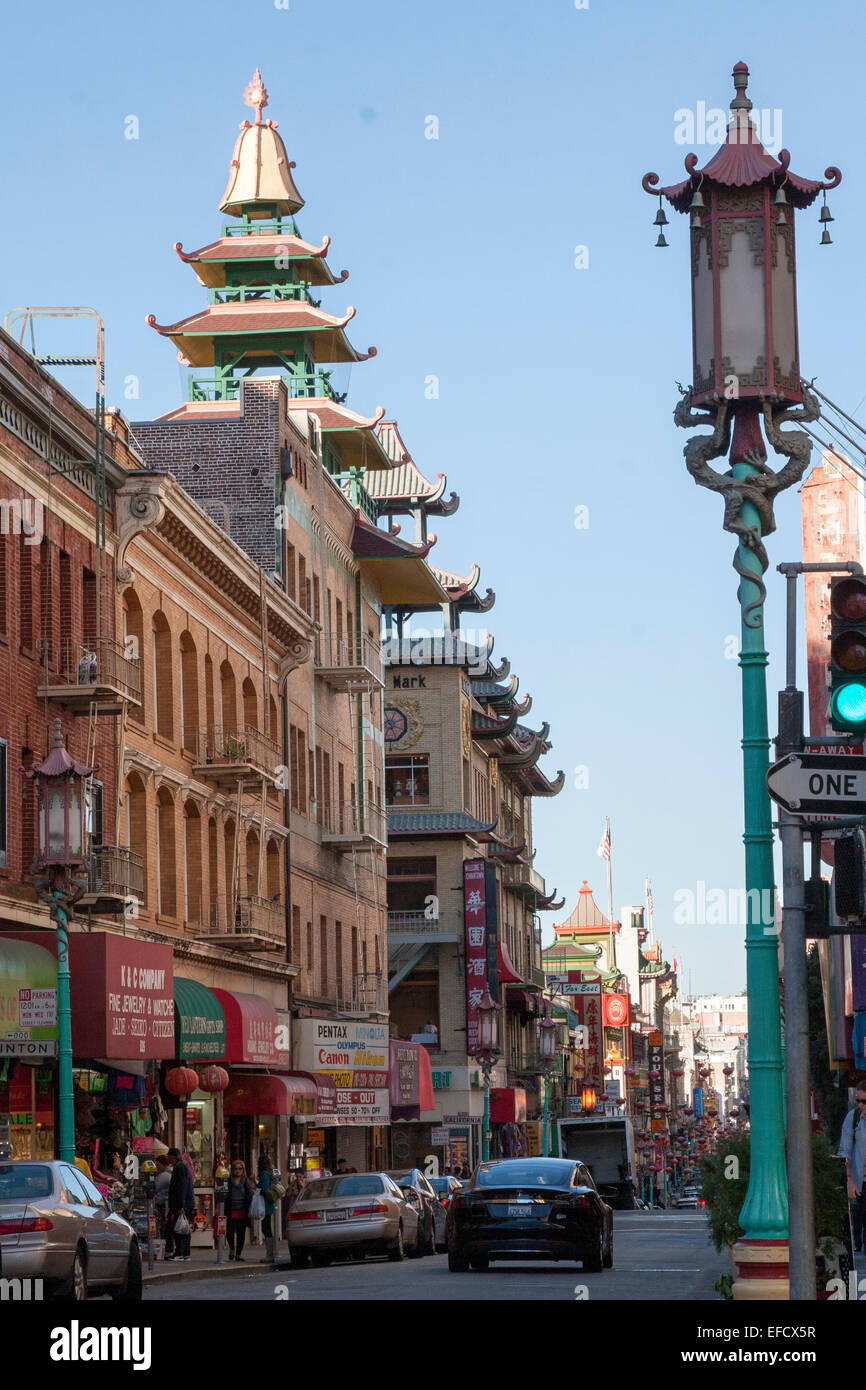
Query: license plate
325,1209,348,1222
507,1203,532,1218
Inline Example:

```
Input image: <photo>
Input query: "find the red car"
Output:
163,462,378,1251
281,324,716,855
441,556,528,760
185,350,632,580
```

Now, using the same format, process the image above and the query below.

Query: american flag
597,819,611,861
646,878,654,915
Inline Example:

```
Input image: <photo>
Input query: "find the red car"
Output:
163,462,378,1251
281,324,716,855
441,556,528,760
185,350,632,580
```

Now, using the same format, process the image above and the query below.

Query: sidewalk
143,1238,291,1285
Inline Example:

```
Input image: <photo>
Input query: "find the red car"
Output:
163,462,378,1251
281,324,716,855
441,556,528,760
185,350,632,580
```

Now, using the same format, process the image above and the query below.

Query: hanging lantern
23,719,93,866
624,1064,637,1078
730,1107,740,1117
699,1066,711,1078
165,1066,199,1099
670,1067,684,1078
197,1064,229,1094
722,1064,735,1076
649,1069,661,1080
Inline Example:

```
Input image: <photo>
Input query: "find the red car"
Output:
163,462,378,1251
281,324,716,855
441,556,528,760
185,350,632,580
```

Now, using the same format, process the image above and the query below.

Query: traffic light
829,575,866,733
834,828,866,922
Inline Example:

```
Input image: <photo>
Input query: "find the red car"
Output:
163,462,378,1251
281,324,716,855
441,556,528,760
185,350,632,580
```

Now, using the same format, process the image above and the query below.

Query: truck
556,1116,636,1210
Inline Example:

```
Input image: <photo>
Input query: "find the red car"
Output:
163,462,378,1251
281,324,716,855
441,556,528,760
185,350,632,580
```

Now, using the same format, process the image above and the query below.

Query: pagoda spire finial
244,69,269,126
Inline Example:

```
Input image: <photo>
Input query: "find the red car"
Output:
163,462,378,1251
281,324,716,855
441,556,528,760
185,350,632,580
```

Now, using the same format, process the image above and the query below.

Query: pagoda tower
147,69,376,406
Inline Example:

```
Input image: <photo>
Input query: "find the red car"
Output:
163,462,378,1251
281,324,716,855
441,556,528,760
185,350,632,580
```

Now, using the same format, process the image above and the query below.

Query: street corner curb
143,1259,285,1286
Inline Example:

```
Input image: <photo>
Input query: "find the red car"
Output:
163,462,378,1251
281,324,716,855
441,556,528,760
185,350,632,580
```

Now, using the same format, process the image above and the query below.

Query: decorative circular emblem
384,706,408,743
605,994,628,1026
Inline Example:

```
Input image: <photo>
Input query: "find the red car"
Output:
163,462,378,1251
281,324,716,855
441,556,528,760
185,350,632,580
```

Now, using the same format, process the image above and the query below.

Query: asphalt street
144,1209,728,1301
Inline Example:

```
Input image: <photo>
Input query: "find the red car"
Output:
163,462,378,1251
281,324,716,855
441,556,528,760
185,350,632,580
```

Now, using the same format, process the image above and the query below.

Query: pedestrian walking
838,1085,866,1252
154,1155,172,1256
166,1146,196,1261
225,1159,253,1261
257,1153,277,1258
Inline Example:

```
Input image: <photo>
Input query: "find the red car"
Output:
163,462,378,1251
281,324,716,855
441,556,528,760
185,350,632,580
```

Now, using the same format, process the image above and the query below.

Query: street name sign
766,752,866,815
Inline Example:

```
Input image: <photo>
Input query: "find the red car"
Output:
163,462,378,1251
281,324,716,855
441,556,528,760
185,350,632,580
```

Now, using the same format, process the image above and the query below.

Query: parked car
386,1168,445,1253
672,1192,700,1208
430,1175,463,1211
0,1159,141,1300
446,1157,613,1273
286,1172,420,1267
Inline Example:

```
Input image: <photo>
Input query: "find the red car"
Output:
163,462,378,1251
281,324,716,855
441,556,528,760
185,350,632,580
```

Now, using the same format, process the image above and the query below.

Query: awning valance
498,942,524,985
210,988,279,1065
223,1072,317,1117
174,978,226,1061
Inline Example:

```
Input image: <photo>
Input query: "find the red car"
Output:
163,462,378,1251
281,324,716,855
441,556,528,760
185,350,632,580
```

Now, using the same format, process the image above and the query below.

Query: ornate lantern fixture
538,1012,557,1064
580,1083,597,1113
24,719,93,867
723,1064,735,1077
670,1066,685,1078
475,989,500,1058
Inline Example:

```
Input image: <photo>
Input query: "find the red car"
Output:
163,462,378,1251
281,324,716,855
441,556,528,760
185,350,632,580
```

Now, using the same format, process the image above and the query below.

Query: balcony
188,369,346,405
315,634,383,693
208,283,317,307
336,472,380,525
321,801,387,852
77,845,145,916
38,638,142,713
387,909,462,944
190,894,284,952
191,726,280,785
502,863,548,902
335,971,387,1017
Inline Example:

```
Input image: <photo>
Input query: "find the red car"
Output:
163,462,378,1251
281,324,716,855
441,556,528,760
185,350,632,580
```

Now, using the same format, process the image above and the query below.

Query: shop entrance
228,1115,253,1173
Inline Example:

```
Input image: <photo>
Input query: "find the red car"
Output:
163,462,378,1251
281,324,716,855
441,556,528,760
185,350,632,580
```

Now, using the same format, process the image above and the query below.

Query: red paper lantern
197,1065,229,1094
723,1065,735,1076
165,1066,199,1098
670,1067,684,1078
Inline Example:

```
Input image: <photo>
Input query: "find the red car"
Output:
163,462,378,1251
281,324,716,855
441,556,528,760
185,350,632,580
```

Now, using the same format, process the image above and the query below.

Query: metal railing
43,637,141,703
336,472,380,525
188,893,283,944
387,909,458,936
88,845,145,901
315,634,383,677
208,283,315,305
188,369,345,404
501,863,548,897
335,970,386,1016
221,218,298,238
322,801,387,846
192,725,279,777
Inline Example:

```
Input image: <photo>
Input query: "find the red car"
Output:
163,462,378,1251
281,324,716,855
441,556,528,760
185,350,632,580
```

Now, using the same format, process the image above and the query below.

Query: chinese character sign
464,858,488,1054
648,1031,665,1111
575,985,603,1086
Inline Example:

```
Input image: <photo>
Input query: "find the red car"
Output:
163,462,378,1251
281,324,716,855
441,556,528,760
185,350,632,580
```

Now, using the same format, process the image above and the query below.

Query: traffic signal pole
774,559,862,1300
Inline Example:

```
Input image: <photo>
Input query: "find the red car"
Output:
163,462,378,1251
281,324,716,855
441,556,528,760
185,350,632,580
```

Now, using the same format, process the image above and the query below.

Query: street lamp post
22,719,93,1164
538,1012,558,1157
643,61,840,1299
473,989,500,1163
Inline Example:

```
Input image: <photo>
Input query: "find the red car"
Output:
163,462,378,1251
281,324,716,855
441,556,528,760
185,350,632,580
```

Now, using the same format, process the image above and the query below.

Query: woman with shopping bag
225,1160,254,1261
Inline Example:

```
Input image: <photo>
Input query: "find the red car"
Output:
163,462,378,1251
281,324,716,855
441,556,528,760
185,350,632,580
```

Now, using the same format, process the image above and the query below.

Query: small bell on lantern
690,188,704,210
820,226,833,245
653,196,668,227
773,184,788,206
819,195,834,224
655,230,668,248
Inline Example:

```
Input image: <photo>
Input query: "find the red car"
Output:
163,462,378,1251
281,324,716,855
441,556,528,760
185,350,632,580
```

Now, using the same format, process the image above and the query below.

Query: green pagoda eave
175,234,348,289
145,303,375,368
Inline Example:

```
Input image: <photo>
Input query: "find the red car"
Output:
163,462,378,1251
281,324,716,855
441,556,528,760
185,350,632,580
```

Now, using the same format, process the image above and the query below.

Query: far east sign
766,752,866,815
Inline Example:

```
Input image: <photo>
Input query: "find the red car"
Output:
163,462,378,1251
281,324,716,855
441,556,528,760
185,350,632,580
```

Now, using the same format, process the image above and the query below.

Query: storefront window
185,1092,214,1188
0,1065,55,1159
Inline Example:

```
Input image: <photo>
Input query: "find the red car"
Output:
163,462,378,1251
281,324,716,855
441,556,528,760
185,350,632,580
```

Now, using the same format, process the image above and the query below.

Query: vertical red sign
575,984,602,1086
463,858,489,1055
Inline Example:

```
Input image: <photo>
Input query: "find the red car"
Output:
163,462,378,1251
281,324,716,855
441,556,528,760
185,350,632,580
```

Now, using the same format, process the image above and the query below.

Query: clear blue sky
4,0,864,993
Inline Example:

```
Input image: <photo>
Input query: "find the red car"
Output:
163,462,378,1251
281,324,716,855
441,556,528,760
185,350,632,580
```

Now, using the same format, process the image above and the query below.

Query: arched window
224,817,237,911
125,773,148,908
220,661,237,735
179,632,199,752
152,613,174,741
268,693,279,742
183,800,202,926
204,654,215,739
266,839,281,901
122,590,145,725
155,786,176,917
208,816,218,929
245,827,260,899
242,677,258,732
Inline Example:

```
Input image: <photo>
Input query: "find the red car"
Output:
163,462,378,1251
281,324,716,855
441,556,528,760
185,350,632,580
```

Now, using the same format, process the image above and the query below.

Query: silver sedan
0,1159,141,1300
287,1172,420,1267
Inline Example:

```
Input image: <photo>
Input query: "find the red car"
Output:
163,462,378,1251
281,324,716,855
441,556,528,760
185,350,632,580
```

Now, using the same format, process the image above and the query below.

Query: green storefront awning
174,977,226,1061
0,937,59,1056
553,1006,580,1031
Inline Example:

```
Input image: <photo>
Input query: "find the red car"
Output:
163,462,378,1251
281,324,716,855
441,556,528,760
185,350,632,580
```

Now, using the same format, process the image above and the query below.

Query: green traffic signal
829,576,866,733
830,683,866,731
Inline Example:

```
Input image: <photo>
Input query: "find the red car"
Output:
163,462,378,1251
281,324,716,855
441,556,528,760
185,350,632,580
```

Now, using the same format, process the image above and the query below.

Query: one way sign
766,753,866,815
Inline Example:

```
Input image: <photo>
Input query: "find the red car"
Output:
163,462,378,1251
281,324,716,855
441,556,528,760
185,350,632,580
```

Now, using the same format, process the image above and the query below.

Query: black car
446,1157,613,1273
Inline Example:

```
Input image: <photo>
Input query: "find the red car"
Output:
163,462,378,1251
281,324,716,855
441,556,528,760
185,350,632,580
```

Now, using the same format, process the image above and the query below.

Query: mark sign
766,752,866,815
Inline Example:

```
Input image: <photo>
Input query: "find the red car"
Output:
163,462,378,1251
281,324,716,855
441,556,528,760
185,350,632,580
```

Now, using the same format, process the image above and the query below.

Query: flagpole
605,816,616,973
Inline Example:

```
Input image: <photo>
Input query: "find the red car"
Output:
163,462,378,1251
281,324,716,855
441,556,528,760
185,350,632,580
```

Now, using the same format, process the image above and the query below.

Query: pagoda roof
145,301,375,368
174,233,347,289
554,881,621,935
471,708,519,740
388,810,505,841
220,71,305,218
470,677,533,719
368,422,460,516
285,398,391,471
430,563,495,613
643,62,841,213
350,514,445,605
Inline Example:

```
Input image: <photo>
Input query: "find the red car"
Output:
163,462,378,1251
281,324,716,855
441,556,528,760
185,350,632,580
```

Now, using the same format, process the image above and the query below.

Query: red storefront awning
498,942,524,985
210,988,279,1065
289,1069,338,1121
223,1072,317,1117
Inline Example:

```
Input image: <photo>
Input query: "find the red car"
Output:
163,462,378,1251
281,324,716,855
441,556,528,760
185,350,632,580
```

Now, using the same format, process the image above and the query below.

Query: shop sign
430,1126,450,1145
432,1070,452,1089
69,936,175,1058
574,984,603,1085
603,993,630,1027
294,1019,389,1126
389,1040,420,1110
648,1032,665,1111
464,858,490,1054
0,938,59,1056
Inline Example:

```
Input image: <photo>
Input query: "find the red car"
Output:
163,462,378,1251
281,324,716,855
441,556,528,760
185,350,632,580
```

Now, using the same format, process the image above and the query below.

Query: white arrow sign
766,752,866,815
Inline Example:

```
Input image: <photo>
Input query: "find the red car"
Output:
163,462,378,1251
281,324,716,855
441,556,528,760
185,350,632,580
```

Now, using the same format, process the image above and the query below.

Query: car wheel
111,1242,143,1301
387,1224,405,1262
583,1229,604,1274
603,1228,613,1269
447,1248,470,1272
57,1246,88,1301
289,1250,310,1270
310,1250,332,1268
470,1256,489,1272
